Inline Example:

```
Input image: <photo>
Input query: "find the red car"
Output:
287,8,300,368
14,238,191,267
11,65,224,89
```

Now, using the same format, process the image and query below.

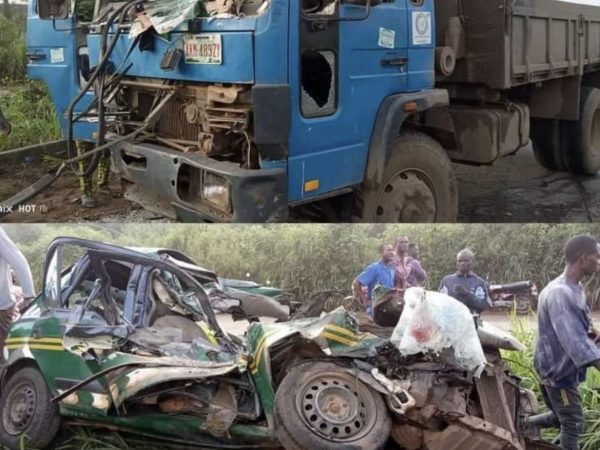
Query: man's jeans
528,385,584,450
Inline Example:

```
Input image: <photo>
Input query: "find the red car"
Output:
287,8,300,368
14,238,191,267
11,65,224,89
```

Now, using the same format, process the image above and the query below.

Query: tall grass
0,14,26,81
0,82,61,151
505,317,600,449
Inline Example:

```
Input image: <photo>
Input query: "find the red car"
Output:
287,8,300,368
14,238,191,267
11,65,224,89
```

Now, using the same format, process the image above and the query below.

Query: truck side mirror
38,0,69,20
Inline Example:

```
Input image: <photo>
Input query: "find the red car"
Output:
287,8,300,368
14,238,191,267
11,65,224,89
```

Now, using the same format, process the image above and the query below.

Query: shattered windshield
130,0,270,37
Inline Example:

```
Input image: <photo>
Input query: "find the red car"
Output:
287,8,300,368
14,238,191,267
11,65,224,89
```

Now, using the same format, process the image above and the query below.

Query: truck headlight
203,172,230,211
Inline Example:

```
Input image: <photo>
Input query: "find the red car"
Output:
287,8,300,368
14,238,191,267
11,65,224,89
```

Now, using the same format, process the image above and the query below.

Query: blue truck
21,0,600,222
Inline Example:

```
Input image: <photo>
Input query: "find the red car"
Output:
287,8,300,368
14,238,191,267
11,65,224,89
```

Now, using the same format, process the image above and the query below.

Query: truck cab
27,0,456,222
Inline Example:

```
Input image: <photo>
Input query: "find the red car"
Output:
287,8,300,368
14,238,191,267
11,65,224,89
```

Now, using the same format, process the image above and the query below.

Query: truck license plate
184,34,222,65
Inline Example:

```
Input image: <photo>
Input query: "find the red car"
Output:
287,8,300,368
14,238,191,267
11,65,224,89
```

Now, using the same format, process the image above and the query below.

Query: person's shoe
81,195,97,208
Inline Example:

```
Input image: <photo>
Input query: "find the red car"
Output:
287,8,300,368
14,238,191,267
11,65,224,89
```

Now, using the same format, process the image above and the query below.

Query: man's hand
17,297,34,314
453,285,470,296
589,327,600,344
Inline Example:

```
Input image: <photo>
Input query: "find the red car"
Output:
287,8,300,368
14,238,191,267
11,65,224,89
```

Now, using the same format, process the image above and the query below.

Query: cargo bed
435,0,600,90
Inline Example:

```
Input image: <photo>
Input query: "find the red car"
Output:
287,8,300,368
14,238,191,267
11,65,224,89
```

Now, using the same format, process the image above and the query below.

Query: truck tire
274,361,391,450
562,87,600,174
356,131,458,222
530,118,566,171
0,366,60,450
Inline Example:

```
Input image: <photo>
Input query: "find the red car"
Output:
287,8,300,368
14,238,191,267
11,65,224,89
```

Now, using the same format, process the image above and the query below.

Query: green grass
0,81,61,151
54,427,173,450
0,14,26,81
0,427,176,450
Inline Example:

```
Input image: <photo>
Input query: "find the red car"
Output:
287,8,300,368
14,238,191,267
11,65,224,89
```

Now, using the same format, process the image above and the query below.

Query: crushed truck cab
27,0,453,222
25,0,600,221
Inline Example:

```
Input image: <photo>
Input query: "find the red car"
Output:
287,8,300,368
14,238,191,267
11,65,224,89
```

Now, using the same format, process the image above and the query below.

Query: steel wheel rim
3,382,37,436
296,370,377,442
374,168,437,222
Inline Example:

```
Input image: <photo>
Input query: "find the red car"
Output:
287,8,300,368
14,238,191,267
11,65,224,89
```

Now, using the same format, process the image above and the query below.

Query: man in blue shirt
439,248,490,314
353,244,395,315
529,235,600,450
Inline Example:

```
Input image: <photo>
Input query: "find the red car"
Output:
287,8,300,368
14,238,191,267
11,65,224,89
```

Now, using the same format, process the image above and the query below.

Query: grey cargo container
426,0,600,173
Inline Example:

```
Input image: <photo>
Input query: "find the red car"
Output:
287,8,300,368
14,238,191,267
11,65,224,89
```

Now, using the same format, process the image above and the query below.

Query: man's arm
354,264,376,306
352,277,367,305
439,276,448,294
547,289,600,370
0,230,35,299
409,260,427,286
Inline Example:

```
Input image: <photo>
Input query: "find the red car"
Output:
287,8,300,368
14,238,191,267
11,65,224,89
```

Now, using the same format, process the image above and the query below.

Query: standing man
439,248,490,314
406,243,427,287
0,227,36,365
392,235,411,296
353,244,395,316
77,140,111,208
530,235,600,450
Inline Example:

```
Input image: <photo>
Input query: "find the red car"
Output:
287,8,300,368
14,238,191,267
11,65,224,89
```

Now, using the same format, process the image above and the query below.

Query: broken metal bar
0,173,59,219
155,136,197,153
120,80,178,90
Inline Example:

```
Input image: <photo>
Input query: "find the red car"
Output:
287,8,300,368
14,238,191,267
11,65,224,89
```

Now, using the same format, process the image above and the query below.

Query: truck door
26,0,96,140
288,0,410,202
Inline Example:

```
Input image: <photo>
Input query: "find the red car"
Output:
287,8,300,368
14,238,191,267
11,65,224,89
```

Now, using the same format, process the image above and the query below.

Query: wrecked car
0,238,556,450
135,247,292,320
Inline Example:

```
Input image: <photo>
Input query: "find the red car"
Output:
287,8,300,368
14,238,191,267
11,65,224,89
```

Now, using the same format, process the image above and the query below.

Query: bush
4,223,600,305
0,81,61,151
0,14,26,81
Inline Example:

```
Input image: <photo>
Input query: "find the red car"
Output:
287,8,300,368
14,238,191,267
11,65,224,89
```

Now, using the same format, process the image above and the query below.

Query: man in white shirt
0,227,36,364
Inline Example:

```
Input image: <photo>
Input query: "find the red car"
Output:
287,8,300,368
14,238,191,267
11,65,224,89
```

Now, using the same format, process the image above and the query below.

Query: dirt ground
1,142,599,223
0,160,169,223
455,143,600,222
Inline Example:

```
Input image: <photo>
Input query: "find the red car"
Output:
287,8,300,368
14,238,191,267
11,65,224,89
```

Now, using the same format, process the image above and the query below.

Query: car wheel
274,361,391,450
0,366,60,450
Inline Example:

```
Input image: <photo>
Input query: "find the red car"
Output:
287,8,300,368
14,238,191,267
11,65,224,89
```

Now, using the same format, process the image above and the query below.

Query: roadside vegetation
0,13,61,152
5,223,600,306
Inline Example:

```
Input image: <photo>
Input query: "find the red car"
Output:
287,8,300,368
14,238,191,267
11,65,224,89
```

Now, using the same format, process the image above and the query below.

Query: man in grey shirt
529,235,600,450
439,248,491,314
0,227,35,364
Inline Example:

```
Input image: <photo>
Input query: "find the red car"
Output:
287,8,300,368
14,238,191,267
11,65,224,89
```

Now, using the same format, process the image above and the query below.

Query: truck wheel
0,366,60,450
530,118,566,171
357,132,457,222
562,87,600,174
274,361,391,450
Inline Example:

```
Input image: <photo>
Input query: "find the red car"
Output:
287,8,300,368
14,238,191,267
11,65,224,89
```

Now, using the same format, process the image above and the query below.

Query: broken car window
44,247,61,309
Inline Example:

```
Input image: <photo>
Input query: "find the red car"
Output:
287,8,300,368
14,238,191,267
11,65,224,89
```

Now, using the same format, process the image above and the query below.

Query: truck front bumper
112,142,288,223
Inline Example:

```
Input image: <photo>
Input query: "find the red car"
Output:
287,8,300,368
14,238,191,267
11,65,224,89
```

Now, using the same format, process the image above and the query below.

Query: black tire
0,366,60,450
356,131,458,222
530,118,566,171
274,361,391,450
562,87,600,174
